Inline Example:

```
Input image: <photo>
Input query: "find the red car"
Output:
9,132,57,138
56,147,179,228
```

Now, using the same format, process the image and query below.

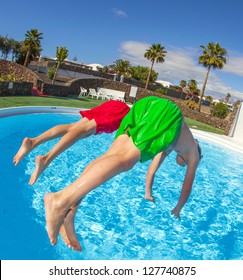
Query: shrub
47,66,56,80
7,73,16,82
155,87,167,95
210,102,229,119
182,100,197,110
0,73,20,82
0,75,6,81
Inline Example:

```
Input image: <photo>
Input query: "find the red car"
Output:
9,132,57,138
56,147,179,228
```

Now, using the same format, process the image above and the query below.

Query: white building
155,80,173,88
87,63,104,71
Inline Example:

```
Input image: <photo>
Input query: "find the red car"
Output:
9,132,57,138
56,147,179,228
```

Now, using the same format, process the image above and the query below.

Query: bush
0,73,20,82
155,87,167,95
182,100,197,110
47,66,56,80
210,102,229,119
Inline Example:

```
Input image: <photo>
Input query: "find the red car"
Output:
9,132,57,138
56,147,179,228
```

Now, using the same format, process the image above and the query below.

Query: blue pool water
0,113,243,260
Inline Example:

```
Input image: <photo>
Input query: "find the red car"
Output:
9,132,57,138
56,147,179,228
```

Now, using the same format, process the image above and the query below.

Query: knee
69,121,96,136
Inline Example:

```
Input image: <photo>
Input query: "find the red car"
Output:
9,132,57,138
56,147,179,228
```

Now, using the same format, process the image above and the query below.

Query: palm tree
52,46,69,84
144,43,167,90
12,40,23,62
112,59,131,80
0,35,14,60
187,79,198,94
179,80,187,91
198,42,227,112
23,29,43,67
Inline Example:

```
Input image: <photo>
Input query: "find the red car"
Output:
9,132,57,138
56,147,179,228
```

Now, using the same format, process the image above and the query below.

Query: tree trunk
23,50,30,67
52,61,61,85
198,66,211,112
145,60,154,90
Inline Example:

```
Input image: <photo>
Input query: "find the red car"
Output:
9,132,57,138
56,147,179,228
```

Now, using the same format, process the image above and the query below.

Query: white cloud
119,41,243,101
223,51,243,77
112,8,128,18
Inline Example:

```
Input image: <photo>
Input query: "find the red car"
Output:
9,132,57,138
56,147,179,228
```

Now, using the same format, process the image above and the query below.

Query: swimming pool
0,111,242,260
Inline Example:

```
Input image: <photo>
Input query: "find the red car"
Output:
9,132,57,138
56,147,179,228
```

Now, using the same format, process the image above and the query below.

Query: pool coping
1,106,242,154
192,129,243,154
0,106,84,117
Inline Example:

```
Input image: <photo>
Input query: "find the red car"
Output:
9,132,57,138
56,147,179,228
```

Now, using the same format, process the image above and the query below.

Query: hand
171,208,181,220
145,194,155,203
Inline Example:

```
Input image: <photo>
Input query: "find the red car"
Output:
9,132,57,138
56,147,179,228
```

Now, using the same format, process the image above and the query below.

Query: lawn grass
0,96,103,109
0,96,225,134
185,117,225,135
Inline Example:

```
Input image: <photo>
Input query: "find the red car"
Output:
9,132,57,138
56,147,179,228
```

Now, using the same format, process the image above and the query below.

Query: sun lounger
79,87,88,97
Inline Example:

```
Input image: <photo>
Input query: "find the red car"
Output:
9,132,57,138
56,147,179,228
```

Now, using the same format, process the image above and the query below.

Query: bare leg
44,134,141,247
29,119,96,185
13,123,74,165
13,137,34,166
59,202,82,251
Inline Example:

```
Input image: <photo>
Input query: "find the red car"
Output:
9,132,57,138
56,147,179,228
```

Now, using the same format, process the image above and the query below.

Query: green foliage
144,43,167,89
52,46,69,84
0,75,6,81
155,87,167,95
0,35,23,61
47,65,56,80
198,42,227,111
199,42,227,69
205,95,213,102
22,29,43,66
7,73,16,81
144,43,167,63
0,73,22,82
56,46,69,61
179,80,187,89
210,102,229,119
187,79,198,94
110,59,131,77
183,100,197,110
130,65,157,84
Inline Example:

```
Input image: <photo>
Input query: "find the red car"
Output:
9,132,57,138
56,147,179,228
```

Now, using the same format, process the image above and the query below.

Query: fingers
171,209,181,220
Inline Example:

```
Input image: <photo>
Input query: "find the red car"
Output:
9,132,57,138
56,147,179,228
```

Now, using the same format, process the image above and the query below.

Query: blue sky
1,0,243,101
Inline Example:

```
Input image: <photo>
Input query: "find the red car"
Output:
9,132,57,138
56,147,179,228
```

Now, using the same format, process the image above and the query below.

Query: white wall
232,102,243,143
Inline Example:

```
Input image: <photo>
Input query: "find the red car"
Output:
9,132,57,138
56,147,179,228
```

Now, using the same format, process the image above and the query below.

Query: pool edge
0,106,87,117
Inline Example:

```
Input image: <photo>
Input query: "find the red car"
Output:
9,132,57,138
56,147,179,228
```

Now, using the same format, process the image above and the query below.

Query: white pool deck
0,105,242,154
192,129,243,154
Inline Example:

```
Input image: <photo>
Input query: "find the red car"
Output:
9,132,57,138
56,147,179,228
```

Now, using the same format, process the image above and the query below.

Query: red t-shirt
79,100,130,134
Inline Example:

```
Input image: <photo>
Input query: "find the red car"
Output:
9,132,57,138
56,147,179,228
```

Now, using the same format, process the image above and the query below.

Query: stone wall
42,83,70,97
0,59,41,86
0,81,33,96
175,101,234,134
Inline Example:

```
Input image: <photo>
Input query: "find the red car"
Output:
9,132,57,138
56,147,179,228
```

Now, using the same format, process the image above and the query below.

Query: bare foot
145,194,156,203
29,155,46,185
59,206,82,251
44,193,66,246
13,137,33,165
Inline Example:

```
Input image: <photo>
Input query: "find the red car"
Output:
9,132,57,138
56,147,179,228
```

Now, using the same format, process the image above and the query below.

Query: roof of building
155,80,173,87
87,63,104,71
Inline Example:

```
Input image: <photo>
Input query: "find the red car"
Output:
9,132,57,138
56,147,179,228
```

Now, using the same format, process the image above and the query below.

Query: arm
145,151,169,201
171,160,198,219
